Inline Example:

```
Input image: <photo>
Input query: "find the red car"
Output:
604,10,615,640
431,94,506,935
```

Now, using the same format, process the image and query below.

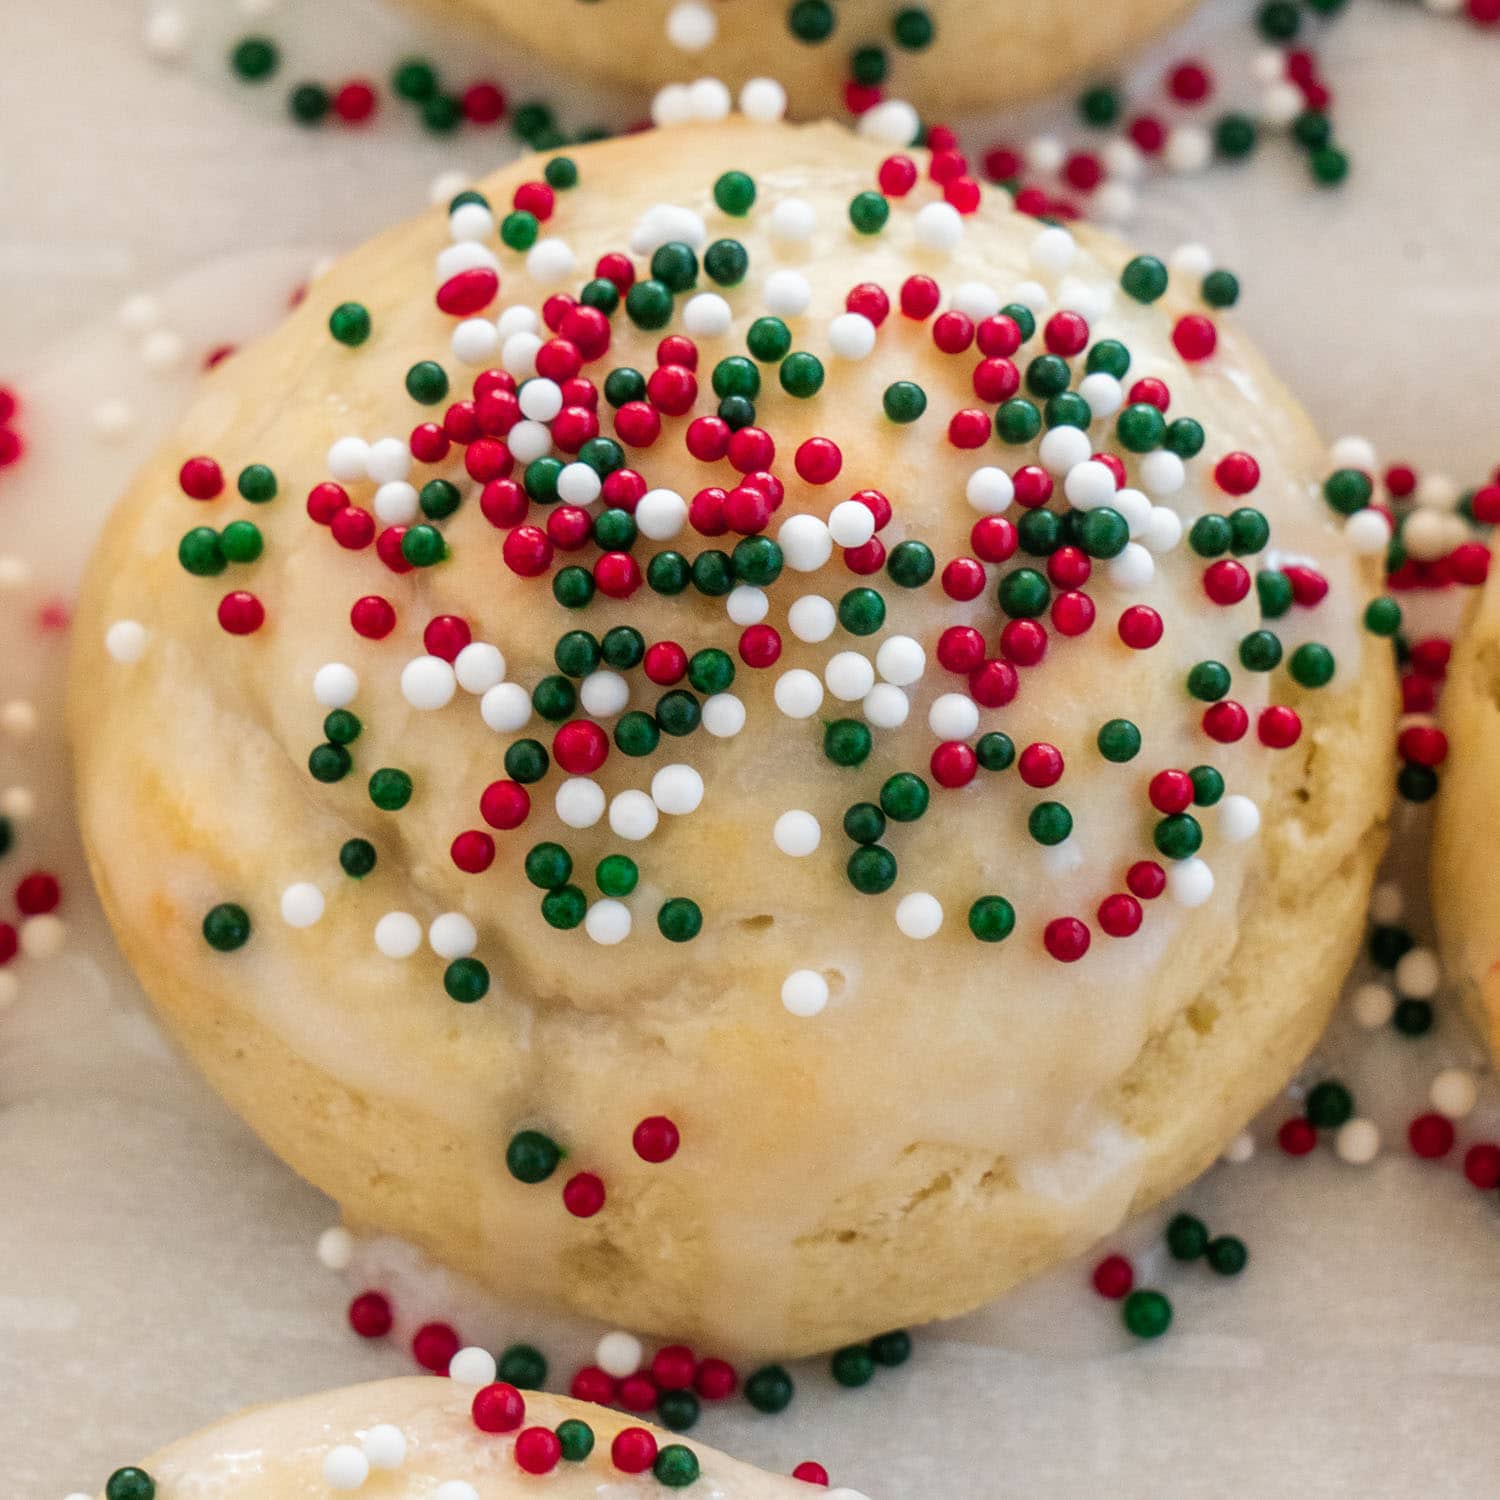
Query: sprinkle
781,970,829,1017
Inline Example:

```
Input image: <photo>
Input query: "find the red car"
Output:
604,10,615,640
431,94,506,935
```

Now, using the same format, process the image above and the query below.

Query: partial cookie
87,1377,840,1498
404,0,1196,117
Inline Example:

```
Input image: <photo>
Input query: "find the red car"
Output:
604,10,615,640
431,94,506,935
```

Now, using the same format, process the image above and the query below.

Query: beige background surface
3,1,1500,1496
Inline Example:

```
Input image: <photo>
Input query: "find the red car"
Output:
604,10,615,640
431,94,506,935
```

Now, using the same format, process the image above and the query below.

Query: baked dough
71,118,1394,1357
91,1377,831,1498
405,0,1196,117
1432,575,1500,1062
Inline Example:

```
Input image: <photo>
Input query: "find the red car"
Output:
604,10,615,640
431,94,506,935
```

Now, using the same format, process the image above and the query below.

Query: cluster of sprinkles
310,1226,880,1488
143,89,1424,1266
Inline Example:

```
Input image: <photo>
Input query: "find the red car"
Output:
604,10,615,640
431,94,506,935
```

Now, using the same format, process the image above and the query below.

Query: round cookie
1432,574,1500,1062
71,118,1395,1358
406,0,1196,118
86,1377,836,1498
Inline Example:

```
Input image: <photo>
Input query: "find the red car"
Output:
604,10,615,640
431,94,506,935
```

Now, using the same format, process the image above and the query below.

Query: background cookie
87,1377,840,1498
403,0,1196,118
71,117,1394,1358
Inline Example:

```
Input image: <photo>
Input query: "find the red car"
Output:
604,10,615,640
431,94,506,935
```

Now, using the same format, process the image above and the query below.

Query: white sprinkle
1222,1131,1256,1165
454,643,506,694
966,466,1014,514
1168,858,1215,907
828,312,877,360
596,1330,643,1378
1431,1068,1478,1120
497,304,541,340
763,268,813,316
400,655,457,711
773,810,821,857
480,682,531,733
666,0,717,49
323,1445,369,1490
630,203,707,255
1169,241,1214,278
928,692,979,741
1394,946,1441,999
1,701,37,739
1217,795,1260,842
580,670,630,718
702,692,746,737
895,892,943,940
787,592,837,641
636,488,688,540
1029,225,1076,275
0,787,32,820
652,764,704,815
1064,460,1118,510
374,913,422,959
857,98,919,146
526,238,577,282
1335,1118,1381,1166
19,915,64,960
875,635,925,686
448,201,496,241
782,969,830,1017
140,328,184,371
1329,434,1378,471
1107,543,1154,591
688,76,732,121
1026,134,1066,174
361,1424,408,1471
451,318,500,364
769,198,817,242
774,668,824,719
92,398,134,438
557,462,603,505
1112,487,1152,537
951,281,1001,320
683,292,733,337
117,293,162,333
501,330,543,378
652,82,695,127
1077,372,1123,419
143,8,189,60
506,420,551,463
609,789,660,841
1345,508,1392,556
313,663,359,708
586,899,633,945
862,683,910,728
913,201,964,253
1142,505,1184,553
316,1226,354,1270
518,377,563,423
429,912,477,960
1139,449,1186,496
828,499,876,548
1038,425,1092,476
739,76,788,121
105,620,149,663
1040,839,1085,879
556,778,606,830
1350,982,1395,1029
326,436,370,482
437,241,499,279
448,1347,497,1387
778,514,834,573
364,437,412,484
374,481,419,525
1164,124,1213,174
727,585,769,625
433,1484,481,1500
825,651,875,702
280,883,325,928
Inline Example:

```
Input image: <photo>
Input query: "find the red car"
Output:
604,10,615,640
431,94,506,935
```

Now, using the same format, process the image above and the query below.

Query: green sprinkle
506,1128,561,1183
882,380,927,424
968,895,1015,942
404,360,448,404
541,885,587,929
201,903,251,952
1122,1289,1172,1339
849,190,890,234
824,719,872,766
556,1419,595,1461
657,897,703,942
236,463,277,502
339,838,376,878
847,845,897,894
1097,719,1141,762
879,772,929,822
368,767,413,810
596,854,638,897
445,957,489,1003
714,170,757,215
308,743,351,783
744,1364,794,1412
1120,255,1169,303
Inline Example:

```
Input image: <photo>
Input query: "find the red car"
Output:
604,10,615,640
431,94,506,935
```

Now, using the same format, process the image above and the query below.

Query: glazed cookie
72,118,1395,1358
1432,569,1500,1063
405,0,1195,118
83,1377,843,1498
